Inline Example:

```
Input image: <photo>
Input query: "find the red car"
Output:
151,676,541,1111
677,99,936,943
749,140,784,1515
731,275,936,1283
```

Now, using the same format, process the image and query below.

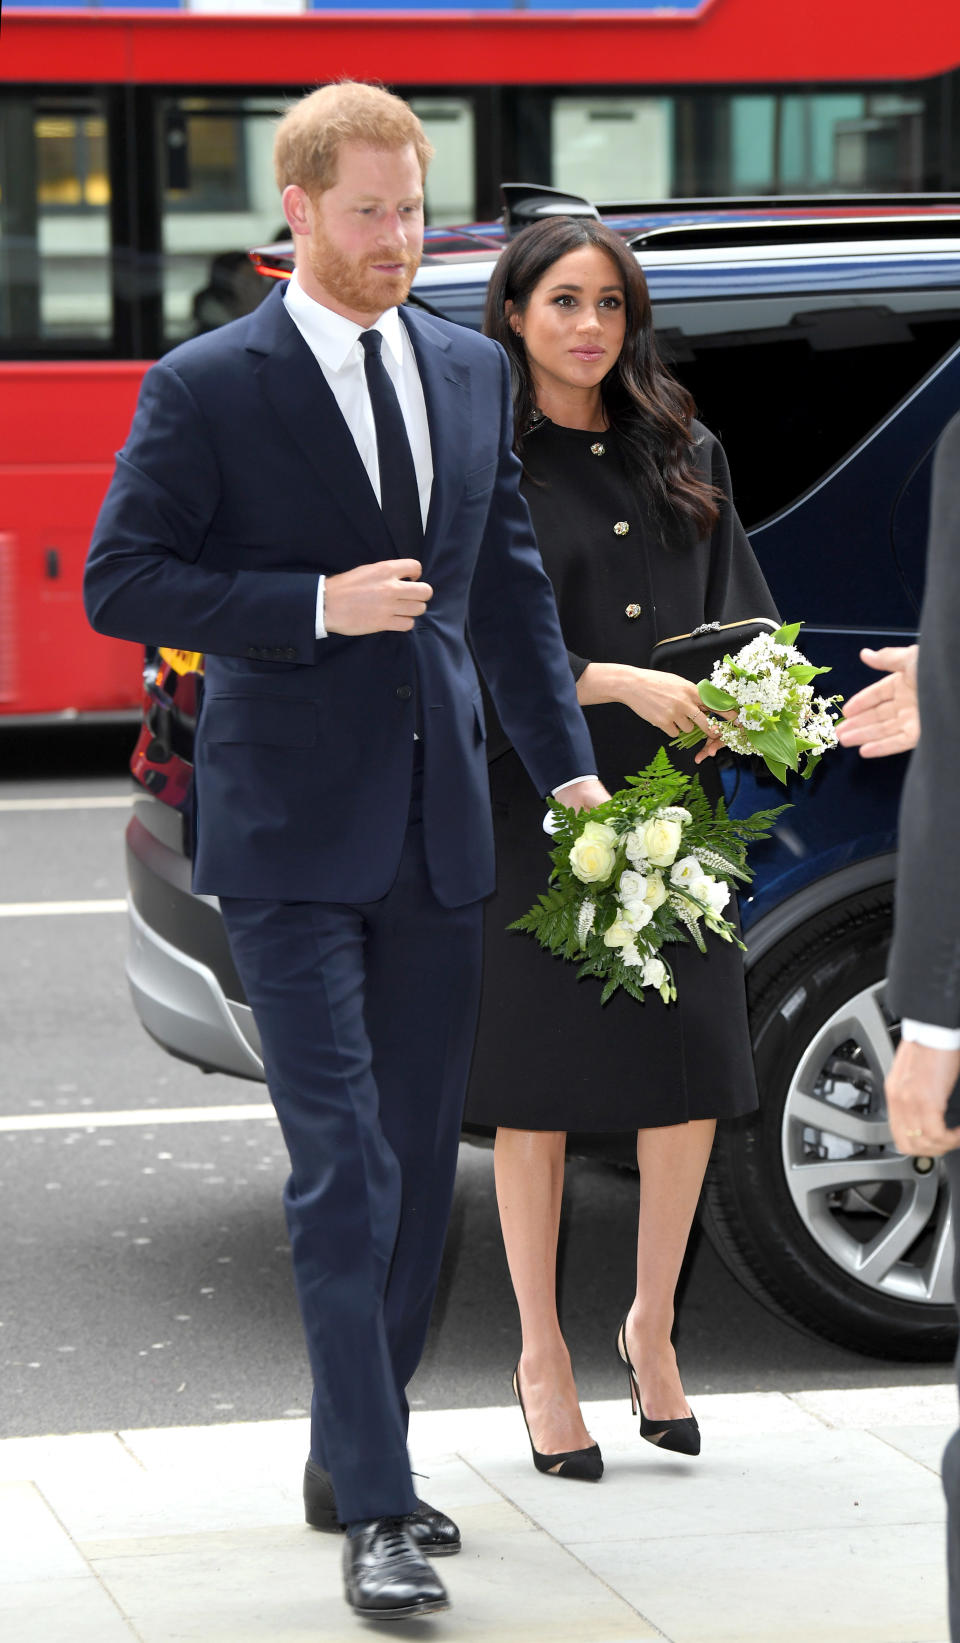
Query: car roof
249,187,960,303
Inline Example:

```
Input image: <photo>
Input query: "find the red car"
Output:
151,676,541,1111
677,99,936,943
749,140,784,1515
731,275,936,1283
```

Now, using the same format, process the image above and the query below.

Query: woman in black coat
466,218,779,1479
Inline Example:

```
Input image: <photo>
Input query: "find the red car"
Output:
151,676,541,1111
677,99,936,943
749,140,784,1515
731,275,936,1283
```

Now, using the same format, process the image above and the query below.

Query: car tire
701,886,958,1360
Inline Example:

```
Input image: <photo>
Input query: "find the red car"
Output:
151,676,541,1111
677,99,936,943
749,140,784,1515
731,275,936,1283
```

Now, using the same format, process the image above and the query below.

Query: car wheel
701,886,957,1360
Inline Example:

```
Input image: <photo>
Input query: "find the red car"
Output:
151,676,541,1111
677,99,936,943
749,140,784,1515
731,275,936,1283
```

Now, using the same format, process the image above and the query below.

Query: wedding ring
905,1128,925,1138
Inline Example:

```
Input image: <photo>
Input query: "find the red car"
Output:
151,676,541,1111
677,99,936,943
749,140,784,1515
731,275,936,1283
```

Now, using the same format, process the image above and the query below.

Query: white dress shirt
283,271,433,639
282,271,593,798
901,1019,960,1050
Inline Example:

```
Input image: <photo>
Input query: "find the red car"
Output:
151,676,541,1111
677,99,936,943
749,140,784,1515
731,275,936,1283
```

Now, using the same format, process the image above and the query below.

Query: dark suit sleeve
467,347,596,796
84,361,319,661
886,412,960,1029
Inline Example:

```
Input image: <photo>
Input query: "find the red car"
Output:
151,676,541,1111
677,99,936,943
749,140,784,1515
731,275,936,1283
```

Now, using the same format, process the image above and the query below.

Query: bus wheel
701,887,957,1360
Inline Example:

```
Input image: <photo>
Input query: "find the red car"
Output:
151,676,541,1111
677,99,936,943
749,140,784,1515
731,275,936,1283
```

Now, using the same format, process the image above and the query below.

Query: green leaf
762,757,789,785
698,680,738,712
787,662,830,684
752,719,799,770
773,620,803,646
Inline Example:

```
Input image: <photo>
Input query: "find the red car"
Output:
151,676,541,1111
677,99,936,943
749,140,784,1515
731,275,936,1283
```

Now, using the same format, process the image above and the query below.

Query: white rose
569,821,617,884
641,956,666,990
642,816,683,867
696,874,731,916
618,869,648,903
624,828,648,868
644,871,667,911
623,900,654,932
603,915,635,950
670,855,703,889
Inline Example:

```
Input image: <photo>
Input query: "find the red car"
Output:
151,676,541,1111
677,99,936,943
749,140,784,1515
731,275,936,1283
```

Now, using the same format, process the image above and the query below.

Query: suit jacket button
396,684,412,700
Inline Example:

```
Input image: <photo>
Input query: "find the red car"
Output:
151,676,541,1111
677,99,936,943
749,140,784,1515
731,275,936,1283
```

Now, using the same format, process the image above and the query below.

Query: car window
653,290,960,527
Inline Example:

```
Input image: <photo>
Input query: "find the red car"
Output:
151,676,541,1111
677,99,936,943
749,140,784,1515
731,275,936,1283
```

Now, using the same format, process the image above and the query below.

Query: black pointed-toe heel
616,1317,700,1457
512,1364,604,1481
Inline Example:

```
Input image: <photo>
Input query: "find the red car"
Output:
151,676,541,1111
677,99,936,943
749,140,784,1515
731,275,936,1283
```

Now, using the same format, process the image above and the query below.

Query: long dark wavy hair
483,217,720,540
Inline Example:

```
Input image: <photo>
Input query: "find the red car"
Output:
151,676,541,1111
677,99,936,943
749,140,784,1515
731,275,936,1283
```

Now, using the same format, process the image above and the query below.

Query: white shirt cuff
901,1018,960,1051
551,773,598,798
315,575,327,640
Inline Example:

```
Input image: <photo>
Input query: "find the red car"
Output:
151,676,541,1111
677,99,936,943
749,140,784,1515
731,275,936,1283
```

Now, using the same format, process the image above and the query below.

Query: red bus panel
0,364,148,718
3,2,959,88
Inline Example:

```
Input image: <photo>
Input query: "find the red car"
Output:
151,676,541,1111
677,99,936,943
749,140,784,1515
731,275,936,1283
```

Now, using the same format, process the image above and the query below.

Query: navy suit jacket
84,284,595,907
887,410,960,1029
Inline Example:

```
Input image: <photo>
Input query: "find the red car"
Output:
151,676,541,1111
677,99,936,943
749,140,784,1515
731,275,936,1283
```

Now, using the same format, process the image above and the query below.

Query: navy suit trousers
220,766,483,1523
943,1149,960,1641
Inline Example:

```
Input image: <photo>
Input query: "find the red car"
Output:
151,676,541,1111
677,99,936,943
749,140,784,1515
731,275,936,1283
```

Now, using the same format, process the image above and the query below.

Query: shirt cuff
551,774,598,798
901,1018,960,1051
315,575,327,640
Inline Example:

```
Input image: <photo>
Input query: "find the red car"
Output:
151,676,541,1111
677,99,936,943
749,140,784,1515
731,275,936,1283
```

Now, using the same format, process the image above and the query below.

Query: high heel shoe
511,1364,604,1482
616,1317,700,1457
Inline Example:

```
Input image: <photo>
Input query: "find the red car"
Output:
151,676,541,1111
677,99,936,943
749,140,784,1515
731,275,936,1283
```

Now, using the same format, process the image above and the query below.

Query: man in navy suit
839,410,960,1638
84,81,604,1621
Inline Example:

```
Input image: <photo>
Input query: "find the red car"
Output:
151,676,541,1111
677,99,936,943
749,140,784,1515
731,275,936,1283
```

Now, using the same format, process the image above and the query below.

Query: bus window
552,97,674,203
730,91,927,193
409,98,476,225
0,95,113,347
159,96,283,348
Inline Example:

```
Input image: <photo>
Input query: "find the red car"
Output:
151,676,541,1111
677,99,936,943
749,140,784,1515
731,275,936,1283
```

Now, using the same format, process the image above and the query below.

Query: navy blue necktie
359,329,423,561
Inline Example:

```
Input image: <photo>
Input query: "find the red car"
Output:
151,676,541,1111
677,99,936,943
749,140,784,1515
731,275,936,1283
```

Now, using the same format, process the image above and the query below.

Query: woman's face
511,244,627,400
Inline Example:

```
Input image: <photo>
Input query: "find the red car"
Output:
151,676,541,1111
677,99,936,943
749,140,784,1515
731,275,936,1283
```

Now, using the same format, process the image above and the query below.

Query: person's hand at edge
836,645,919,758
885,1039,960,1156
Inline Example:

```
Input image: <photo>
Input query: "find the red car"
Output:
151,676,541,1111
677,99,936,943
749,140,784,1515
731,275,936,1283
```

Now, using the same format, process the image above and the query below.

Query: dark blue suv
125,188,960,1361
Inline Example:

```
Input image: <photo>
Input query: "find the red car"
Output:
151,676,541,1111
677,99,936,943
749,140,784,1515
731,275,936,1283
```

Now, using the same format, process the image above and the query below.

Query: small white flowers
673,621,843,783
576,898,597,944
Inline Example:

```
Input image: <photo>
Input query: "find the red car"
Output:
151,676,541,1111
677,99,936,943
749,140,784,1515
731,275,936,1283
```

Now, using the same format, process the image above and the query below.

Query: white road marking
0,796,134,811
0,1105,275,1133
0,900,128,917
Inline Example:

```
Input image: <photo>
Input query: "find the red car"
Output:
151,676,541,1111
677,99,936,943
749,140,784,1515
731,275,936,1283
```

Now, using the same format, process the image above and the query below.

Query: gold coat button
625,603,642,619
614,521,629,536
590,442,605,456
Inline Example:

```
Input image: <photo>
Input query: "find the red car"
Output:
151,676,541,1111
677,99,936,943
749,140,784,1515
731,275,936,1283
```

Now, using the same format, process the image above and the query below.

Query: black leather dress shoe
304,1459,461,1555
343,1517,449,1620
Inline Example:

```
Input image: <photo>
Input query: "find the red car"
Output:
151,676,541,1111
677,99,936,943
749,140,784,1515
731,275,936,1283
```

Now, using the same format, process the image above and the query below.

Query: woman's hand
577,661,733,758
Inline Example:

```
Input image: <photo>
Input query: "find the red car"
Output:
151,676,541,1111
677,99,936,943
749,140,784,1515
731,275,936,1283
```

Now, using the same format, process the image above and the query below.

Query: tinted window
653,292,960,526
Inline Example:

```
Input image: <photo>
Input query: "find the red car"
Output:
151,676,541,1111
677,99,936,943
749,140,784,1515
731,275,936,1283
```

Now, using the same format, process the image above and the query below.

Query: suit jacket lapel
400,307,470,565
245,285,394,558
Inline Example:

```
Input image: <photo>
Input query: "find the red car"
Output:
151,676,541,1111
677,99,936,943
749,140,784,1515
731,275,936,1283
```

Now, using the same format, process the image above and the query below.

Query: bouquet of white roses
672,621,843,783
511,748,786,1006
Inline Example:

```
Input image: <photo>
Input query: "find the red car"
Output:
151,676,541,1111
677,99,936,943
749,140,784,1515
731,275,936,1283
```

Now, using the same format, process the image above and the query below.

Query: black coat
465,418,780,1132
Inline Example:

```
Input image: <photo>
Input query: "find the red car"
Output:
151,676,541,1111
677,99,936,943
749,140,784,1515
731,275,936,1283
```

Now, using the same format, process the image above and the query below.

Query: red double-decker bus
2,0,958,719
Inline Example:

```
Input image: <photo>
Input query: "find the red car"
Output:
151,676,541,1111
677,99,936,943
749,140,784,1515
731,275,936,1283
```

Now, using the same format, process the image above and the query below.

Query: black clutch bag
649,617,781,683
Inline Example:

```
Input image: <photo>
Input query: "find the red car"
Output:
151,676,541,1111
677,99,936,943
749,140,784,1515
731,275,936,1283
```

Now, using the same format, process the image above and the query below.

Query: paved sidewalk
1,1385,954,1643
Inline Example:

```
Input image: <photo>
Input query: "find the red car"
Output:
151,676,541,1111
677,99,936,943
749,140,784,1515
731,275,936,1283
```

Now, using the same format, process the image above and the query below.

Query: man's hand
324,559,433,636
836,645,919,758
556,777,611,813
885,1039,960,1156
